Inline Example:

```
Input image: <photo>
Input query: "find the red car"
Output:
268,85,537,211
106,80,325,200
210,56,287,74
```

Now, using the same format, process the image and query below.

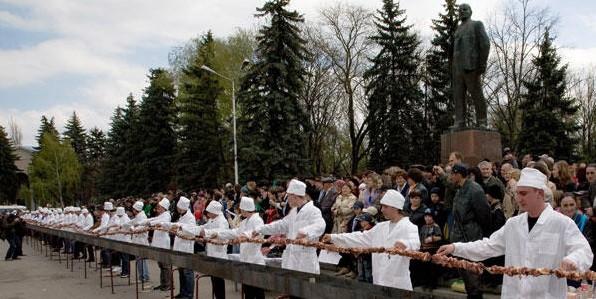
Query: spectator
428,187,447,231
449,163,491,298
553,161,575,192
355,213,375,282
394,168,409,199
404,190,427,228
405,168,429,209
560,193,593,288
503,168,521,218
413,208,443,289
318,177,338,234
362,173,383,209
478,160,505,194
331,182,357,234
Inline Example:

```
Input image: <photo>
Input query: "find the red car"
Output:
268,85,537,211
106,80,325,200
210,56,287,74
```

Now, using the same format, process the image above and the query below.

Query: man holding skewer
437,168,593,298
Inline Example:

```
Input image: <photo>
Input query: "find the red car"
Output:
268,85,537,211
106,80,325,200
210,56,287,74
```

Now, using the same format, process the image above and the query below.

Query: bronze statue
452,4,490,129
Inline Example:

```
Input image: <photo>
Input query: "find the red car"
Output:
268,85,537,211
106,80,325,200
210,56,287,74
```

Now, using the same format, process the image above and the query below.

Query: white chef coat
453,204,593,298
330,217,420,290
256,201,326,274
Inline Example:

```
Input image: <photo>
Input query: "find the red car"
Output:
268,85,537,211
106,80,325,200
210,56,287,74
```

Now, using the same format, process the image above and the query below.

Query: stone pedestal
441,129,502,167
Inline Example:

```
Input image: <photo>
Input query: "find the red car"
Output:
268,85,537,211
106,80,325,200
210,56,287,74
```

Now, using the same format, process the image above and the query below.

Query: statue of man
452,4,490,129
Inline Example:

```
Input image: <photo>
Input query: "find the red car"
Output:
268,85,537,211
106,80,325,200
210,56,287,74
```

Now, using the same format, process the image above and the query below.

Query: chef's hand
251,231,260,238
321,234,332,243
560,258,577,271
394,241,406,250
437,244,455,255
296,232,307,239
209,232,218,239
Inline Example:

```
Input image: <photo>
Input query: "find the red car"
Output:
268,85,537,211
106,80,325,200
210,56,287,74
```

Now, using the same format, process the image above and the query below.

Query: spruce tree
87,127,106,167
423,0,458,164
63,111,88,163
0,125,19,203
99,94,140,197
84,127,106,200
366,0,424,170
518,30,579,161
35,115,59,150
237,0,311,180
176,32,224,190
136,69,177,194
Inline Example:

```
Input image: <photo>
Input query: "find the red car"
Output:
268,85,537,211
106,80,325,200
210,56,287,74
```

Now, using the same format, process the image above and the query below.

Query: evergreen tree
87,127,106,166
35,115,59,150
237,0,311,180
423,0,458,164
99,94,140,197
0,125,19,203
366,0,424,170
176,32,224,190
63,111,88,163
518,30,579,161
136,69,177,194
84,127,106,200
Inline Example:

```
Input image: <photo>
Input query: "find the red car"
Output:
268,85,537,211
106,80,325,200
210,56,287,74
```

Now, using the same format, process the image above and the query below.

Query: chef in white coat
140,198,172,292
322,189,420,290
122,201,150,284
93,202,113,269
206,197,265,299
252,179,326,275
438,168,594,298
110,207,131,277
160,196,195,299
179,200,228,299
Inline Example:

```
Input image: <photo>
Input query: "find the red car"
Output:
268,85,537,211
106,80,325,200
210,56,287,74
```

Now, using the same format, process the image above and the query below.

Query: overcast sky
1,0,595,146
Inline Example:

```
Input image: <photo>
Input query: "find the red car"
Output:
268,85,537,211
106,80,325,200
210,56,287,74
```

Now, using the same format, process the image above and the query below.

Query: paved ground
0,238,273,299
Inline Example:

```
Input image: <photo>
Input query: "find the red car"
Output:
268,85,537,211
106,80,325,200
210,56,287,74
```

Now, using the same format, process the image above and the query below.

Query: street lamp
200,65,239,185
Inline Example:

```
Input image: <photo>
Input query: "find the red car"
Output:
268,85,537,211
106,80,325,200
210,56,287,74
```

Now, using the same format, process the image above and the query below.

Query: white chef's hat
133,201,144,212
240,196,255,212
158,198,170,210
177,196,190,211
116,207,125,216
82,208,89,214
380,189,405,210
206,200,223,215
517,168,547,190
286,179,306,196
104,202,114,211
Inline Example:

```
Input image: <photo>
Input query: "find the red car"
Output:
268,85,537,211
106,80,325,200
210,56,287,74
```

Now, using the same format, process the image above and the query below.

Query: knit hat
485,184,504,200
451,163,468,176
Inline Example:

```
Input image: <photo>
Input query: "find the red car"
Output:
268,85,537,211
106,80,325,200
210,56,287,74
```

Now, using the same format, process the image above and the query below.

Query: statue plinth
441,128,502,167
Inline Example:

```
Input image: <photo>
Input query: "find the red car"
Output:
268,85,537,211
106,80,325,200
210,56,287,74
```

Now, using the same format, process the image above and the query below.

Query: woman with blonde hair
503,168,520,218
553,160,575,192
362,172,383,209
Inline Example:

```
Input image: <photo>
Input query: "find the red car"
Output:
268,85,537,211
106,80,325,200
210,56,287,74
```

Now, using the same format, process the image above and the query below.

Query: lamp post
200,65,239,185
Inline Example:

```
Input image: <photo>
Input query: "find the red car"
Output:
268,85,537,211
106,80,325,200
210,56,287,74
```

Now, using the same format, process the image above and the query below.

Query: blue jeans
136,258,150,282
178,268,194,298
121,253,130,275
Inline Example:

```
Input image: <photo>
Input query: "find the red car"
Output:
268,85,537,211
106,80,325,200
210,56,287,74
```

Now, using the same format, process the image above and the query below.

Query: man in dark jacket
450,163,491,298
3,213,20,260
319,177,338,233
